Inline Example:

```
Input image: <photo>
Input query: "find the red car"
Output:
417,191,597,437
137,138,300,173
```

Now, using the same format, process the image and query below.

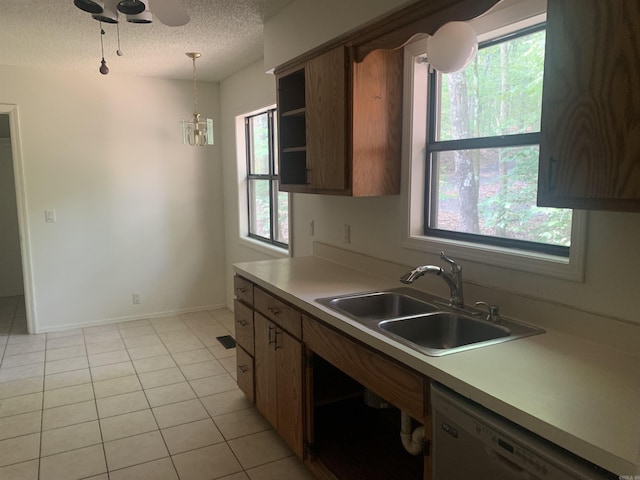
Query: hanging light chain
192,54,199,117
183,52,210,146
99,22,109,75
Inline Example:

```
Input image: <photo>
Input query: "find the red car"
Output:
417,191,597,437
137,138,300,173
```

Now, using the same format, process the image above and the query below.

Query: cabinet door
276,329,303,458
305,46,348,191
254,313,278,427
538,0,640,211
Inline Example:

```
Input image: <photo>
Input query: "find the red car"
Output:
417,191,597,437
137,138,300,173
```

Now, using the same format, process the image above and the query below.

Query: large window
245,109,289,248
425,25,572,256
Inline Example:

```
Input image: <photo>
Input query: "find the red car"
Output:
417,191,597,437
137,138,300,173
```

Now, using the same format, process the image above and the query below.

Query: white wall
259,0,640,349
219,59,285,309
0,137,24,297
263,0,415,71
292,195,640,326
0,65,226,332
216,53,640,346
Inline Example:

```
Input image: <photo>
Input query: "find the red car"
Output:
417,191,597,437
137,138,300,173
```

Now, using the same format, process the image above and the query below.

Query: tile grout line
83,326,111,480
2,307,276,479
126,318,182,479
0,297,19,366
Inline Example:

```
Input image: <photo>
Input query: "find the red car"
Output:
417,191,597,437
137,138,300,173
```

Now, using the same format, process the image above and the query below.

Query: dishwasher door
431,384,616,480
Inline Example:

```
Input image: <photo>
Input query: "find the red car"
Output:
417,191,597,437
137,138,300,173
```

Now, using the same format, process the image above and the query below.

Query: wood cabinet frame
234,275,433,480
537,0,640,211
275,0,501,197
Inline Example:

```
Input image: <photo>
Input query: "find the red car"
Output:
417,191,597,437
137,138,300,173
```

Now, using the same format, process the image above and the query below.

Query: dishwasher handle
484,446,531,479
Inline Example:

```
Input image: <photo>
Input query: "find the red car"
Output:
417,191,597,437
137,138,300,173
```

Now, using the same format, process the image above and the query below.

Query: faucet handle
440,251,461,272
474,301,501,323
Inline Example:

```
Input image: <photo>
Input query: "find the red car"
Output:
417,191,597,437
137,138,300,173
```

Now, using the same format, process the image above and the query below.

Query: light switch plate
45,210,56,223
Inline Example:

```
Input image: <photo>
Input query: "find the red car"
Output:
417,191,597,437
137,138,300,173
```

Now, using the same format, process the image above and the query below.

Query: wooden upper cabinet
277,46,403,196
305,46,348,192
275,0,503,197
352,48,403,196
538,0,640,211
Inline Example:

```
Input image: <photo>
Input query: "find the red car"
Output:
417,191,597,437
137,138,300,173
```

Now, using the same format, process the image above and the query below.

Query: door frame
1,104,37,334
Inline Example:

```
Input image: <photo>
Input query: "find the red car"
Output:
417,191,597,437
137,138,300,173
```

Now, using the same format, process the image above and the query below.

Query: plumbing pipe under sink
401,411,425,456
364,389,425,455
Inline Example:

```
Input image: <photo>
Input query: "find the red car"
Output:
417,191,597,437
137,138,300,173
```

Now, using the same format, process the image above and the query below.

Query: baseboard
36,303,228,334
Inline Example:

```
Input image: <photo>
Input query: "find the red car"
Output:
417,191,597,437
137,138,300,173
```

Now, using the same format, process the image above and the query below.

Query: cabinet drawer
303,315,426,420
234,300,254,355
254,288,302,339
234,276,254,306
236,346,254,404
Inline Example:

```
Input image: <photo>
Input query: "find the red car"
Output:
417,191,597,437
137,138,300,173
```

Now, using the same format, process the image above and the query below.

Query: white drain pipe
400,411,425,455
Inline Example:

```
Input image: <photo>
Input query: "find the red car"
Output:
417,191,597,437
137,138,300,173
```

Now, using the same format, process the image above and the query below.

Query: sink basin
379,312,510,350
318,291,438,321
316,288,544,356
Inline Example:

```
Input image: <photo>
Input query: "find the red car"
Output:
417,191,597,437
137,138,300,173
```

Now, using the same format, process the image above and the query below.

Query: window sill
239,236,289,259
401,214,587,282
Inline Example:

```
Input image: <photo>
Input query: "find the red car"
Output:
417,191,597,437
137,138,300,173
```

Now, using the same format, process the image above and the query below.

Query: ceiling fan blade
152,0,189,26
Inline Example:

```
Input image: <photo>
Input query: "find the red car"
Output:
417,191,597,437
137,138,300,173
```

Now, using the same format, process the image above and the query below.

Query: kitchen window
403,14,587,280
243,108,289,250
426,25,571,256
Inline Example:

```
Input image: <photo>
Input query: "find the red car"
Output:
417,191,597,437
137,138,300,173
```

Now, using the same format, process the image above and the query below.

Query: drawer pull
238,365,249,373
236,319,249,327
274,330,282,350
267,306,280,315
268,325,276,345
236,287,247,294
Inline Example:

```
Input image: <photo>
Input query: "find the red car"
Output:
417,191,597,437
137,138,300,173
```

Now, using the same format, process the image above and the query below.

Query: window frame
424,23,569,257
401,12,588,282
243,106,291,251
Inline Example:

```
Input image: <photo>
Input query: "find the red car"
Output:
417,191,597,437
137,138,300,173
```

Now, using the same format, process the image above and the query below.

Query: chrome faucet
400,252,464,307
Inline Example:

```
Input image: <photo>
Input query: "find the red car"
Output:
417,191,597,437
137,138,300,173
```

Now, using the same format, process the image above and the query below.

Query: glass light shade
182,114,214,146
426,21,478,73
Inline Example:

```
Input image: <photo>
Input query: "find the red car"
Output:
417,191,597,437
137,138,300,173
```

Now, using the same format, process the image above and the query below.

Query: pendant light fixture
181,53,213,146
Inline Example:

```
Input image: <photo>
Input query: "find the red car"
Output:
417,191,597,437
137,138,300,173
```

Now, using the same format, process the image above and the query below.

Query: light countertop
234,256,640,477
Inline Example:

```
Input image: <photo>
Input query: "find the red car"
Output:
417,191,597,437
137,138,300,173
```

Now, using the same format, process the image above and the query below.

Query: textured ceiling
0,0,294,81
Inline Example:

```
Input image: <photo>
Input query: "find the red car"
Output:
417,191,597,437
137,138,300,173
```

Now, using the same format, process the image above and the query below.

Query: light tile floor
0,296,316,480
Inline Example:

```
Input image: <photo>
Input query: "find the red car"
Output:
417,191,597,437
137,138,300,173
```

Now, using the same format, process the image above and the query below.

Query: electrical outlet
132,293,141,305
309,220,315,236
343,224,351,244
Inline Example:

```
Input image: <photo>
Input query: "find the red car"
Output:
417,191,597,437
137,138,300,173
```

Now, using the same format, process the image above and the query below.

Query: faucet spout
399,265,444,284
399,252,465,307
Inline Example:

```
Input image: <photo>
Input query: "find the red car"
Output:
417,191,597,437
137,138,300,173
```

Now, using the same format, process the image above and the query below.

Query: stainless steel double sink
316,288,543,356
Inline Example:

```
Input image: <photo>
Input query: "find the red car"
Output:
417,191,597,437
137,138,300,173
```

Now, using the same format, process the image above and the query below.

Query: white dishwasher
431,384,617,480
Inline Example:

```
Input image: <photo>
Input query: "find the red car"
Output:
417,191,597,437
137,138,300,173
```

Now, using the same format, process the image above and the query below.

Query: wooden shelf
282,147,307,153
281,108,306,117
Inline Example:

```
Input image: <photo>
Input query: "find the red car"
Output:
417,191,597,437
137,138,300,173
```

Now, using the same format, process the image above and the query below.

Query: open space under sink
316,288,543,356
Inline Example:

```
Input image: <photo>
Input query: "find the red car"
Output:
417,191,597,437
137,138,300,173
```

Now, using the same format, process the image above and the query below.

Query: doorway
0,106,35,334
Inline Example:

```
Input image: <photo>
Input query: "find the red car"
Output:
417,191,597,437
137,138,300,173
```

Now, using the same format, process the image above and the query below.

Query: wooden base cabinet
302,315,432,480
234,276,433,479
254,312,304,458
233,278,255,404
